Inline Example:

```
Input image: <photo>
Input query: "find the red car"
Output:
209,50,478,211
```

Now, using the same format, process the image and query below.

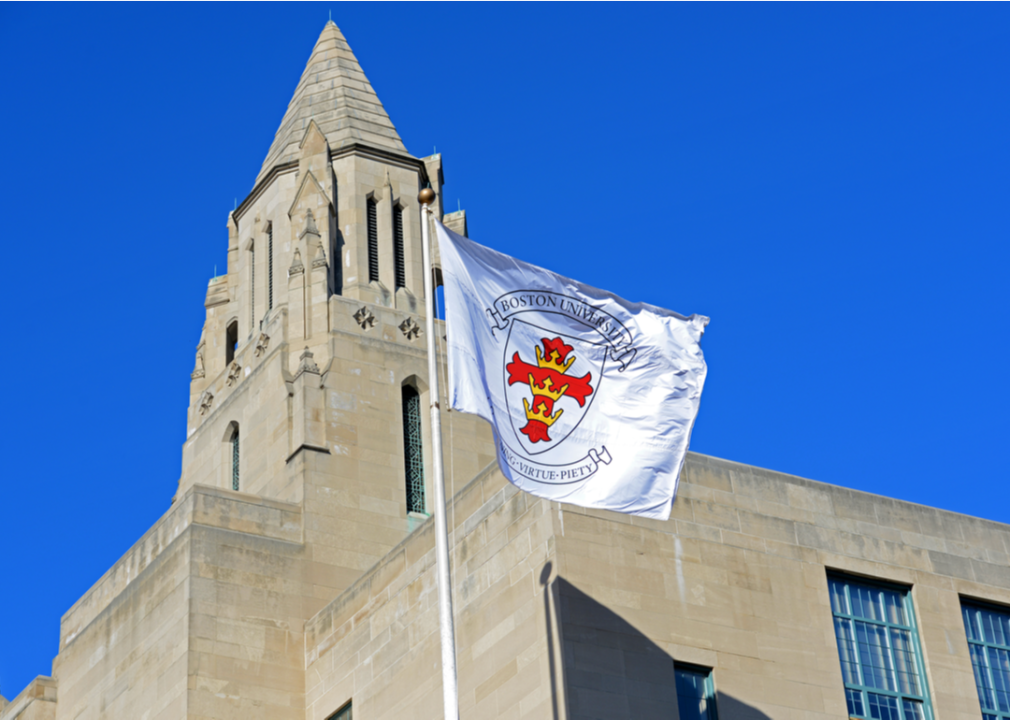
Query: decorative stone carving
199,391,214,415
399,317,421,341
353,306,376,330
191,350,205,380
254,333,270,357
297,347,320,375
288,249,304,276
311,245,327,269
304,208,318,235
226,361,241,387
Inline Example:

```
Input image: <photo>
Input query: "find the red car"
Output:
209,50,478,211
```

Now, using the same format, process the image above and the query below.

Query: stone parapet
59,484,302,651
0,676,56,720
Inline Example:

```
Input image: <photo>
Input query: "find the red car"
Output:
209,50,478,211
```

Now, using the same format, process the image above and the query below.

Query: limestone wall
302,451,1010,720
36,486,304,720
186,521,308,720
304,464,562,720
555,452,1010,720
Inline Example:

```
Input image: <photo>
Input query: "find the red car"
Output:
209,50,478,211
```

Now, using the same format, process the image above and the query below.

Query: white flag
437,221,708,520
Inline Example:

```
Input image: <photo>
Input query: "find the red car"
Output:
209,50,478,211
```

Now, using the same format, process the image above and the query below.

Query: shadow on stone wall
540,563,772,720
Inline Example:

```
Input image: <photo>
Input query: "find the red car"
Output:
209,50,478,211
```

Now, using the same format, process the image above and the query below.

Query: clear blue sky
1,2,1008,700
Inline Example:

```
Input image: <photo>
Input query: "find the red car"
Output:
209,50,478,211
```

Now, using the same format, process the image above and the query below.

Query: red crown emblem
506,337,594,443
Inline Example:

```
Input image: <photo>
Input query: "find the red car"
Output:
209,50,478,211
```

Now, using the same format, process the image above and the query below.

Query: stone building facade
4,20,1010,720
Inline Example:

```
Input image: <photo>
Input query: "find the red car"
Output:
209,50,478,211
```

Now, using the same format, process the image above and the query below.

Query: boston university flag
436,221,709,520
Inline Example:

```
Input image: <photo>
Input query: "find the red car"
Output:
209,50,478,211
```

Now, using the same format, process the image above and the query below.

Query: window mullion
880,615,899,695
983,641,999,713
979,614,1001,716
830,575,933,720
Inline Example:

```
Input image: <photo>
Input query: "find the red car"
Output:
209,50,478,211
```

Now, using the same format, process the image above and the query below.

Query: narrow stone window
401,384,425,514
434,267,446,321
961,599,1010,718
393,204,405,290
267,224,274,311
249,244,255,329
674,663,718,720
327,701,352,720
367,198,379,283
225,320,238,365
230,427,240,491
828,574,932,720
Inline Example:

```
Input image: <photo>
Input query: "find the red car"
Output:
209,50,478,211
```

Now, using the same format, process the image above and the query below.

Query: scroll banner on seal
437,220,709,520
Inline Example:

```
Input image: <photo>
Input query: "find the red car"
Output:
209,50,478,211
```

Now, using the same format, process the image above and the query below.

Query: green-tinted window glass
675,663,717,720
962,601,1010,720
328,701,351,720
402,385,425,514
828,574,933,720
231,429,239,491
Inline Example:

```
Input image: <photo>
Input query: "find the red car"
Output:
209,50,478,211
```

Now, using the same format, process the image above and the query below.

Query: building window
962,600,1010,719
674,663,718,720
225,320,238,365
402,384,425,514
393,204,405,289
367,198,379,283
828,574,933,720
267,224,274,311
230,427,240,491
327,701,352,720
249,244,255,329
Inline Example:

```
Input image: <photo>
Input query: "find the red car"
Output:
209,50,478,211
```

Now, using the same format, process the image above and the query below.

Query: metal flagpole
418,187,459,720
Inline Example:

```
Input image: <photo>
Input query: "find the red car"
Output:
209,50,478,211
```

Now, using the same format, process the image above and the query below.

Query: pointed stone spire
257,21,408,184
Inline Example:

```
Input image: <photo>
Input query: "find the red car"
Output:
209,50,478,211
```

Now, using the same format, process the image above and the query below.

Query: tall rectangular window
367,199,379,283
267,225,274,310
401,385,425,514
828,574,933,720
393,205,405,289
962,600,1010,720
675,663,718,720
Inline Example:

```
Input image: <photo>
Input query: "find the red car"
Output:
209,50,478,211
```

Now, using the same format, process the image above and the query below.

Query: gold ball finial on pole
418,187,436,206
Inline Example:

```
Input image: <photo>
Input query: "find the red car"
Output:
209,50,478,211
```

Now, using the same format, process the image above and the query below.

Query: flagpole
418,187,459,720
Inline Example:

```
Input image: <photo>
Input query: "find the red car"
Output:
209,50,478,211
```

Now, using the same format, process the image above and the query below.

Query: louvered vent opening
367,199,379,283
249,246,255,329
267,225,274,311
393,206,405,289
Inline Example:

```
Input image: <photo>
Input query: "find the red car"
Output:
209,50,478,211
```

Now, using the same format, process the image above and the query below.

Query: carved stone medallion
398,317,421,341
353,306,376,330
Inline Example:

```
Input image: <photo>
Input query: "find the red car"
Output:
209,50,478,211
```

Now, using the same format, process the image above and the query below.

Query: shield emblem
503,319,606,456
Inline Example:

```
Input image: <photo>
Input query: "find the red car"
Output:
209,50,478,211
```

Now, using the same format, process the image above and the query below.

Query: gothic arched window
401,384,425,514
225,320,238,365
230,426,240,491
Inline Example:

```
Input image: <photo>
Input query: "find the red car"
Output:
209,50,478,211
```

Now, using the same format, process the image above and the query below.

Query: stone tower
181,19,487,512
31,21,492,720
